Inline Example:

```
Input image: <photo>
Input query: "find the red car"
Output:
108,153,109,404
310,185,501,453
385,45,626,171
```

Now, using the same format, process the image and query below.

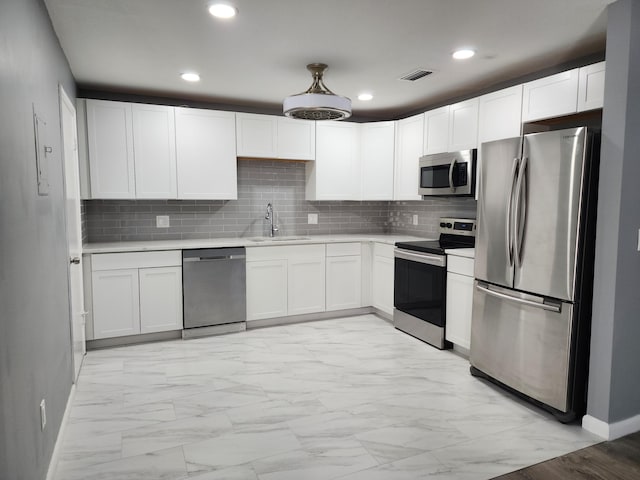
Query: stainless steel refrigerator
470,127,600,422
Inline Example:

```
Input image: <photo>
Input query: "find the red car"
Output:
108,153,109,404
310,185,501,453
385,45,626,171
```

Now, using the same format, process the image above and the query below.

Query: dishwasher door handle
183,254,246,263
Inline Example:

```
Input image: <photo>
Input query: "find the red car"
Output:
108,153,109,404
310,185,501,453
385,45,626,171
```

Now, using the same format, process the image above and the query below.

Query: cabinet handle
70,257,81,265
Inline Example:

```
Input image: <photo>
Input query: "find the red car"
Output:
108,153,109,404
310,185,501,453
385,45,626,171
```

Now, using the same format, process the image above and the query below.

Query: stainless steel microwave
418,149,476,197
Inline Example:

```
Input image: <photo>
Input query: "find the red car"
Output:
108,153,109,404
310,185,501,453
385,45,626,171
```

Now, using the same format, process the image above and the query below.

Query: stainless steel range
393,218,476,349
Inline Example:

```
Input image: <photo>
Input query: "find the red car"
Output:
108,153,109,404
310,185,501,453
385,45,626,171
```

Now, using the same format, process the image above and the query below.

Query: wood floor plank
492,431,640,480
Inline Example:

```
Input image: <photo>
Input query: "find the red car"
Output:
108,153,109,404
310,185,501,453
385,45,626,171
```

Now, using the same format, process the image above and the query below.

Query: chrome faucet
265,203,279,237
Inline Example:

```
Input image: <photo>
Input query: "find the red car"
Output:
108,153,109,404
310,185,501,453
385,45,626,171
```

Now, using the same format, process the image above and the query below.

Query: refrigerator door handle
506,157,519,266
513,156,528,268
476,284,561,313
448,158,457,192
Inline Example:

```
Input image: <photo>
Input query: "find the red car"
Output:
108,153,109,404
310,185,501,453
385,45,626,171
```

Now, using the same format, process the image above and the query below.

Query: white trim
45,384,75,480
582,413,640,440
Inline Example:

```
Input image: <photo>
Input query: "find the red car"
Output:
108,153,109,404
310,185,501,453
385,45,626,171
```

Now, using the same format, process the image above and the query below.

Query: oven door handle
394,249,446,267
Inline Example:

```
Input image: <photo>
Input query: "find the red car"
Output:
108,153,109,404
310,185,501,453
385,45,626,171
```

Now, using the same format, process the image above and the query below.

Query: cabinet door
449,98,479,151
277,117,315,160
394,113,423,200
478,85,523,144
86,100,135,199
309,121,360,200
326,256,362,311
139,266,183,333
445,272,474,350
522,69,579,122
132,104,177,199
577,61,606,112
360,121,395,200
246,260,288,321
372,255,394,315
175,108,237,200
92,269,139,338
288,255,326,315
236,113,277,158
424,106,449,155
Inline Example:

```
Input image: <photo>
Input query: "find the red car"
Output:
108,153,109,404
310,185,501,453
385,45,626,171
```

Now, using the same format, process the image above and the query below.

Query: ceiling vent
399,69,434,82
283,63,351,121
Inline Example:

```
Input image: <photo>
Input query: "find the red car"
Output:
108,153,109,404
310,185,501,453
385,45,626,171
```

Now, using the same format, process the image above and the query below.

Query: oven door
394,249,447,326
418,151,475,196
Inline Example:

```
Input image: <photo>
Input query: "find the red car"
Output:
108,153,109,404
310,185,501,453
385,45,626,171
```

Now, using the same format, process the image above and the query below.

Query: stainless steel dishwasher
182,247,246,334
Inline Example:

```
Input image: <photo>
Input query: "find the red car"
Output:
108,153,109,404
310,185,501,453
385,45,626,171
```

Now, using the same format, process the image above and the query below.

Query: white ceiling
44,0,613,120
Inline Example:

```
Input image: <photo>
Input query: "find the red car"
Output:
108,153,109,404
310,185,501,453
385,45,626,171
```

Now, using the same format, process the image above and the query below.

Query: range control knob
439,222,446,228
446,223,453,228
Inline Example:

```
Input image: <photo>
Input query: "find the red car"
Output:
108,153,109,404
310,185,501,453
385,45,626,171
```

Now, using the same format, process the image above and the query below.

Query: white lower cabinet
246,259,288,321
371,243,395,315
445,254,475,350
326,243,362,311
89,251,182,339
246,245,325,321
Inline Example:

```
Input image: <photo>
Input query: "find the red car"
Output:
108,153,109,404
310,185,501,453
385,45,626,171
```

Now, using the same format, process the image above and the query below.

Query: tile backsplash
83,159,477,243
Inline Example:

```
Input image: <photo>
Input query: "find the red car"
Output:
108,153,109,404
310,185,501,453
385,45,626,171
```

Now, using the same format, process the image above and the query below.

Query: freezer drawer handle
394,249,446,267
184,255,246,263
476,284,561,313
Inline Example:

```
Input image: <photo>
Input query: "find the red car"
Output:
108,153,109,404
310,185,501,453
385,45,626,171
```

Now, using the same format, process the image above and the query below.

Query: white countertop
83,234,430,254
444,247,475,259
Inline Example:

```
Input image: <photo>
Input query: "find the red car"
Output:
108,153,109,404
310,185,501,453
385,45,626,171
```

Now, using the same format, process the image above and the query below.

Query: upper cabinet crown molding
236,113,315,161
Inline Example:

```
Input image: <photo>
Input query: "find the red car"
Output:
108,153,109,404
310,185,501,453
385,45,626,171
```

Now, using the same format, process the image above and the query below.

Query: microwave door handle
448,158,457,192
513,156,528,268
506,157,519,266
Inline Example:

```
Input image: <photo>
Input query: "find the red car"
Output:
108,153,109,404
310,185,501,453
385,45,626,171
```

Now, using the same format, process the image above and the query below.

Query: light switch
308,213,318,224
156,215,170,228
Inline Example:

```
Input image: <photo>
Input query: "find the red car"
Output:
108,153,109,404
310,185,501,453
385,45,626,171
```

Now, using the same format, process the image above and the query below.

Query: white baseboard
46,384,76,480
582,412,640,440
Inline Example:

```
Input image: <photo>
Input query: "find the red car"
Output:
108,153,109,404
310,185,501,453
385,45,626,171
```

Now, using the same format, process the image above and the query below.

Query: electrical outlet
308,213,318,225
412,214,419,226
40,399,46,431
156,215,170,228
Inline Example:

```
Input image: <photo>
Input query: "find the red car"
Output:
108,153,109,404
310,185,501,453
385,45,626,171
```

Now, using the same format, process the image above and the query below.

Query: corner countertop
83,234,432,254
444,248,475,259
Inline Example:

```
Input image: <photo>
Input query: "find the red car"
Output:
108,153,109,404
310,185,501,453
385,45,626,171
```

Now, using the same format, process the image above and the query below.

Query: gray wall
587,0,640,425
0,0,76,478
84,159,477,242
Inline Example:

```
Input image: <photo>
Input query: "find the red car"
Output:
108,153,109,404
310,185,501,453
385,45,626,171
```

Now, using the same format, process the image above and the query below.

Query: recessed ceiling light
181,72,200,82
358,93,373,101
452,49,475,60
208,3,237,19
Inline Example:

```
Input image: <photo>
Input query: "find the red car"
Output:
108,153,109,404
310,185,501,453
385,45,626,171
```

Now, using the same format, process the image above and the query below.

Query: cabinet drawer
447,255,474,276
326,243,361,257
373,242,394,259
91,250,181,271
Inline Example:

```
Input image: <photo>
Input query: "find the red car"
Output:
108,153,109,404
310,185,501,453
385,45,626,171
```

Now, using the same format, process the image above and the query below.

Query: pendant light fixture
283,63,352,121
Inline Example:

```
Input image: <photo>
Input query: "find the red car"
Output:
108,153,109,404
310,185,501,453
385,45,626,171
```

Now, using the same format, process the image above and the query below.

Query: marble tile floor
53,315,600,480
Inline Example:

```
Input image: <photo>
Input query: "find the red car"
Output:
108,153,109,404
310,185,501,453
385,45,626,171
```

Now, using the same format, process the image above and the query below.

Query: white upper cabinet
86,99,135,199
307,121,360,200
236,113,278,158
522,68,580,122
448,98,479,151
360,121,395,200
423,106,450,155
175,107,237,200
394,113,424,200
236,113,315,160
577,61,606,112
424,99,479,154
478,85,523,144
277,117,316,160
132,104,177,199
